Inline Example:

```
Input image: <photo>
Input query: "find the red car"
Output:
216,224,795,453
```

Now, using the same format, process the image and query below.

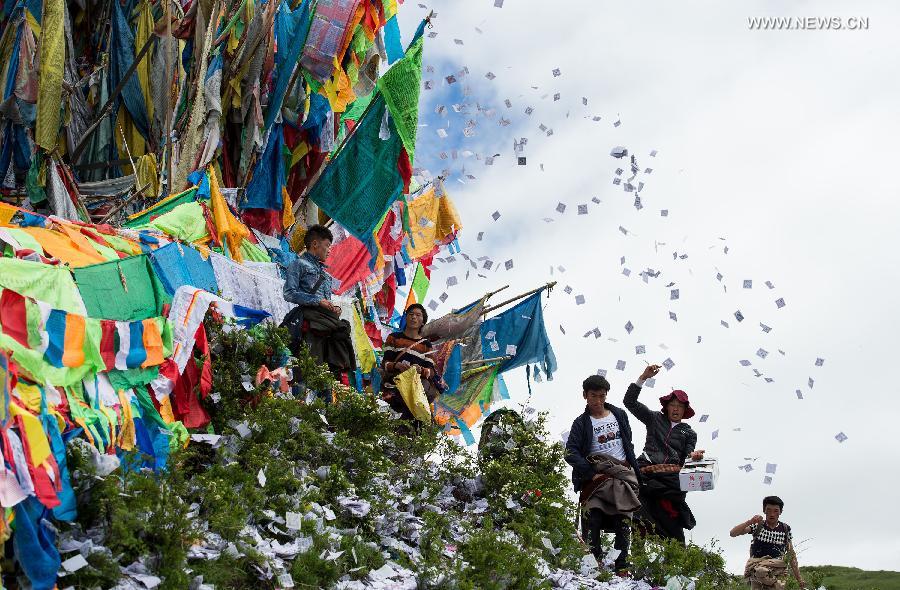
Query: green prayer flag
74,254,169,321
410,262,429,303
0,258,86,313
107,367,160,391
437,365,498,415
308,94,405,241
377,36,423,163
123,187,199,229
138,201,209,242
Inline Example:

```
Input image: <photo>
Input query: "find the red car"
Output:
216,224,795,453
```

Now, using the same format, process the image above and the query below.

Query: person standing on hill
565,374,642,574
731,496,806,589
623,364,705,543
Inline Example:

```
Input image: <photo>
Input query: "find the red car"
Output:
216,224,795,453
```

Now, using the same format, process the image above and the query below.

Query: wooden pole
98,183,151,224
485,284,509,299
482,281,556,315
72,34,158,164
462,355,512,367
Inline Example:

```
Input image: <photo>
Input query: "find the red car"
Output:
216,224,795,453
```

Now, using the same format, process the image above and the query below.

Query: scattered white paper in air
743,280,753,289
757,349,769,359
796,390,803,399
712,430,719,440
734,310,744,322
835,432,848,443
670,289,680,300
615,360,626,371
505,344,518,356
763,476,773,485
505,260,514,270
556,202,566,214
578,204,588,215
699,414,709,422
624,321,634,334
815,357,825,367
775,298,786,309
740,360,751,367
662,358,675,370
258,468,266,487
808,377,814,389
575,295,585,305
552,68,561,77
760,323,772,333
635,345,646,354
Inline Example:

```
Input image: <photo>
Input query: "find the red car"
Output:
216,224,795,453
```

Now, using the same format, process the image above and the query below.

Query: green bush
50,316,738,589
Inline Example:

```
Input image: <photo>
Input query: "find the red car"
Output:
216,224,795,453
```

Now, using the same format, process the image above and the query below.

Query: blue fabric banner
479,291,557,378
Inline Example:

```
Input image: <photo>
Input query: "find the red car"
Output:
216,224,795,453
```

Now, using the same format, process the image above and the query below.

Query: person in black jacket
624,364,705,543
565,374,641,573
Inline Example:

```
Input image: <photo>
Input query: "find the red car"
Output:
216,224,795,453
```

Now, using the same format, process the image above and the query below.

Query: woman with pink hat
624,364,705,543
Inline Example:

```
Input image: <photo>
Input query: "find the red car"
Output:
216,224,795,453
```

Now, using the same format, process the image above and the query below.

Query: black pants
583,509,630,570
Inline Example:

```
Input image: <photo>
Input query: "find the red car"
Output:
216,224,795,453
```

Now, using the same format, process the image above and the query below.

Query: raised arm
623,365,660,425
730,514,762,537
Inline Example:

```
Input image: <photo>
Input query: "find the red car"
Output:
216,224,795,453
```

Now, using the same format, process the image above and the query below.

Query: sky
397,0,900,574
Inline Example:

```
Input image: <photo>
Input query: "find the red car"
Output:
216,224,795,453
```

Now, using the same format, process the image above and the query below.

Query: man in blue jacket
565,371,647,573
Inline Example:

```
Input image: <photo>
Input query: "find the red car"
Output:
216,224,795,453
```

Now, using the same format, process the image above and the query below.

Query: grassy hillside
722,566,900,590
800,566,900,590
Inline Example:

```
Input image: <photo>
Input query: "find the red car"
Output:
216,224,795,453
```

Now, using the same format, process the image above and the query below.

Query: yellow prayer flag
395,367,432,423
208,166,249,261
35,0,65,150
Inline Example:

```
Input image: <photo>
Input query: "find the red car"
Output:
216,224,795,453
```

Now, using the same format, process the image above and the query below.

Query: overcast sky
398,0,900,573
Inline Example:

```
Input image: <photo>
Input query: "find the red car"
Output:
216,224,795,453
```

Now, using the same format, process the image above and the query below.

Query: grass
800,566,900,590
719,566,900,590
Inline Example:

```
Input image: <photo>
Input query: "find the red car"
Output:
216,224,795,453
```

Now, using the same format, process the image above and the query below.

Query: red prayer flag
0,290,29,347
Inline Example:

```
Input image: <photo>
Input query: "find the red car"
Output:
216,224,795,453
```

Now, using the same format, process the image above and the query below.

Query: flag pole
482,281,556,316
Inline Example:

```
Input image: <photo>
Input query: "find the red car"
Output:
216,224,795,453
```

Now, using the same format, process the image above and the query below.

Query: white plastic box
679,458,719,492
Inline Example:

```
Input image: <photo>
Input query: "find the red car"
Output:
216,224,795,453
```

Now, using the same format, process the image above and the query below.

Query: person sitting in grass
731,496,806,590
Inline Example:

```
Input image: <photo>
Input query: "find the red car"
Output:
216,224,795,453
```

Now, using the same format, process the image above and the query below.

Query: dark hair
304,224,333,248
763,496,784,511
405,303,428,324
582,375,611,393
